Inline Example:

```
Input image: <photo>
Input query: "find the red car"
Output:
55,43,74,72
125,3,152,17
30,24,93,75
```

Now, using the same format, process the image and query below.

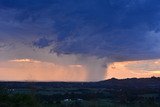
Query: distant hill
0,77,160,89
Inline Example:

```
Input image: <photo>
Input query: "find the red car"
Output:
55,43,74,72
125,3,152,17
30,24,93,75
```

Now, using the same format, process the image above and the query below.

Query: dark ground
0,77,160,107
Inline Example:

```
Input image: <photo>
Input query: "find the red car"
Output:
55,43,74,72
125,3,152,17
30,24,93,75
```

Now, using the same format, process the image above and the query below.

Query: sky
0,0,160,81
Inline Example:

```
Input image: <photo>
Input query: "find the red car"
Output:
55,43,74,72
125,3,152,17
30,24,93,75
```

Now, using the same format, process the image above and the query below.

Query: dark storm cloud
33,37,53,48
0,0,160,61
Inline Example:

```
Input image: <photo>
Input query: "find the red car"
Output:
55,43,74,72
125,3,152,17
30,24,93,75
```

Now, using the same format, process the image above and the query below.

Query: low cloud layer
126,59,160,72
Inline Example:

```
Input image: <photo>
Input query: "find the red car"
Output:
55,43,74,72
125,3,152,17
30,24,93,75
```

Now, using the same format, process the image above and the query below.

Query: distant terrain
0,77,160,107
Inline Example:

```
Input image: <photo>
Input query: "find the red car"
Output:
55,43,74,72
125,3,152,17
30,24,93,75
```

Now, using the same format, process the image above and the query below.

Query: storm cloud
0,0,160,81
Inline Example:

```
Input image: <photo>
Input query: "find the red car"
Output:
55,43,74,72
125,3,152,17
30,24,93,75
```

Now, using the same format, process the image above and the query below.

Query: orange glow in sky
106,60,160,79
0,59,87,81
0,58,160,81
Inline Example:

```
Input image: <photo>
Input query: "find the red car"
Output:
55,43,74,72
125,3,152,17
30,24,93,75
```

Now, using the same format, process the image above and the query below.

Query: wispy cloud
9,58,41,63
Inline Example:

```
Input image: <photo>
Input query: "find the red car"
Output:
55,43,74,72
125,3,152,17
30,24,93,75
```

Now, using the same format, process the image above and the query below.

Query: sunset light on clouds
0,58,159,81
0,58,87,81
0,0,160,81
107,60,160,79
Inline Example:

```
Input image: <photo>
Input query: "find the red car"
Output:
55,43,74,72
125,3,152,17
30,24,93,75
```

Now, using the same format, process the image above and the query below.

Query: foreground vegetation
0,77,159,107
0,91,159,107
